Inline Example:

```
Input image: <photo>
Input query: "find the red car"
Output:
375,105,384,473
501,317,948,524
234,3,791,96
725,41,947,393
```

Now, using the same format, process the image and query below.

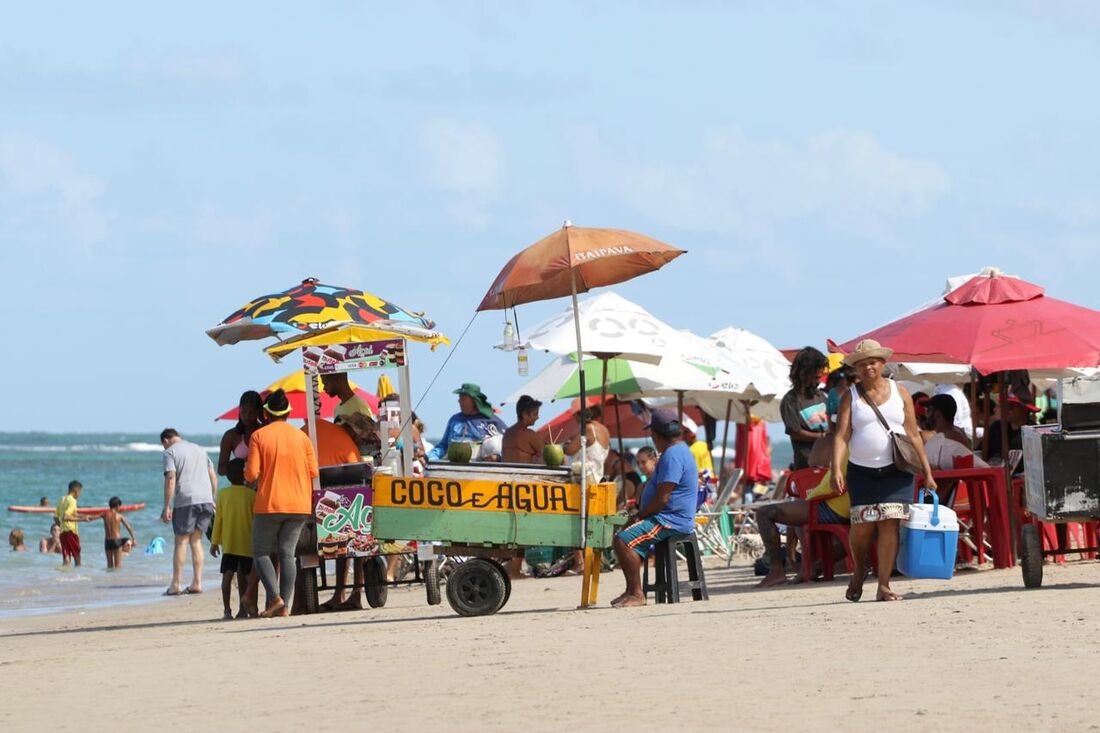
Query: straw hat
842,339,894,366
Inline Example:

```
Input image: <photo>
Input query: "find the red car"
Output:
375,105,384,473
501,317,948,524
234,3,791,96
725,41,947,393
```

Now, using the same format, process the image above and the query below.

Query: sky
2,2,1100,436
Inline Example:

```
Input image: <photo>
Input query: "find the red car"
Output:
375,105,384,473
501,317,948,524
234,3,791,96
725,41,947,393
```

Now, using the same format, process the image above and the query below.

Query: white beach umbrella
515,291,688,364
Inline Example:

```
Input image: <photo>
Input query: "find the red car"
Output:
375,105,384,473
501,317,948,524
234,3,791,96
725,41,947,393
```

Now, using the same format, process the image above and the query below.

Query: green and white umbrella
502,353,722,405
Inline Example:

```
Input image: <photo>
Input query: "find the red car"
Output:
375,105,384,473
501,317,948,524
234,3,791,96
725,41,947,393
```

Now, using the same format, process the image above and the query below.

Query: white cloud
0,134,107,242
570,126,949,244
418,120,505,229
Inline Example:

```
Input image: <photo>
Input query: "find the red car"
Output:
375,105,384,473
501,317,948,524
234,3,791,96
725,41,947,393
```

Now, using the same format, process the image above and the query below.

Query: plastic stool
642,532,708,603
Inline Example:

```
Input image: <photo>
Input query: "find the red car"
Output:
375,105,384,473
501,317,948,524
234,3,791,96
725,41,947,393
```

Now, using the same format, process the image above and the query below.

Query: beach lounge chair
694,468,743,562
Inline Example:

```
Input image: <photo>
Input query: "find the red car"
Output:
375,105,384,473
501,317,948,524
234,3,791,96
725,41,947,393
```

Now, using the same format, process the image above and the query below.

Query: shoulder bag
857,383,924,475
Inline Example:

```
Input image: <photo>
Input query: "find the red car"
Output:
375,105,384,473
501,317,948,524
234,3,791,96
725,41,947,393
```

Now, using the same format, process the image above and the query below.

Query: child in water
39,521,62,554
97,497,137,569
9,528,26,551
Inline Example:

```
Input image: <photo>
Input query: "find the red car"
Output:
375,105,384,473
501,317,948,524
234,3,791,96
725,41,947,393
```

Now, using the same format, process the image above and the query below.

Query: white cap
680,415,699,434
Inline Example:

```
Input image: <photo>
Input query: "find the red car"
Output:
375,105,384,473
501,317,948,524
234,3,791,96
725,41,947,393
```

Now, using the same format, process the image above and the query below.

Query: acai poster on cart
312,487,416,557
313,487,379,558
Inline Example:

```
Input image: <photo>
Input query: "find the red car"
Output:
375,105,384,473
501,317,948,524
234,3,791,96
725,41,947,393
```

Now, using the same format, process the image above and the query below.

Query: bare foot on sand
259,598,286,618
611,593,646,608
757,571,789,588
846,566,868,602
876,587,903,601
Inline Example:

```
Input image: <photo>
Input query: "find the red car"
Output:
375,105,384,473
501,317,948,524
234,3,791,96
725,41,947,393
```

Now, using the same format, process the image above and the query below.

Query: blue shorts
816,502,848,524
617,518,678,559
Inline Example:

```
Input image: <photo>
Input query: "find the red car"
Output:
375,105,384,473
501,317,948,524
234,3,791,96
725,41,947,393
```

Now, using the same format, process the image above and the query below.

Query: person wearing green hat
428,383,508,461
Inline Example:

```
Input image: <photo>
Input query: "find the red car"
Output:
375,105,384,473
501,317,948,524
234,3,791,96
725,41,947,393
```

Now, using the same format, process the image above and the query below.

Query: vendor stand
265,330,443,612
279,333,624,616
207,279,451,613
1018,375,1100,588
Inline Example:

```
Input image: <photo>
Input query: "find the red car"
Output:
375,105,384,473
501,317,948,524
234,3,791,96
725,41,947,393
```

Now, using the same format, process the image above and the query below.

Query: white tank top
849,381,906,469
571,439,610,484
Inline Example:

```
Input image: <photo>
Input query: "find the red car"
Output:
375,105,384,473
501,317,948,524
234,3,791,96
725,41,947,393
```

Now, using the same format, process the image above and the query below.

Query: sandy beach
3,558,1099,732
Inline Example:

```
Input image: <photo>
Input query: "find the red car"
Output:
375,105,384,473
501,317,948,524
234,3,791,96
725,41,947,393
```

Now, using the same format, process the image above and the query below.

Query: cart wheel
497,560,512,611
1021,524,1044,589
445,558,508,617
365,557,389,608
301,566,319,615
424,559,442,606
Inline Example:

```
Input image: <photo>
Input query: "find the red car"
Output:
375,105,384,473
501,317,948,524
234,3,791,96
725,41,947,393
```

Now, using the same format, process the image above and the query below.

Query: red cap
1007,393,1040,413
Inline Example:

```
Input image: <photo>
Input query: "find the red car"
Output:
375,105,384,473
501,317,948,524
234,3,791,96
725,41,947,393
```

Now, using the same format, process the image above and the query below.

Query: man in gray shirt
159,428,218,595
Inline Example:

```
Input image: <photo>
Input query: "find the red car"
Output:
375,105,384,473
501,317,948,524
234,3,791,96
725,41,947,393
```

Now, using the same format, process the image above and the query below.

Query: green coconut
543,443,565,467
447,441,473,463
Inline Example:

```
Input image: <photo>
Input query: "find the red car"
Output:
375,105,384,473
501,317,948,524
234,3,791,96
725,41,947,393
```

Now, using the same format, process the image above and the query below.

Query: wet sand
2,559,1099,731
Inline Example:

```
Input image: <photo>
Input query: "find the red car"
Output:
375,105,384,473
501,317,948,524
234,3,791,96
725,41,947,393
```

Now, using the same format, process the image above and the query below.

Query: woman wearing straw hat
831,339,936,602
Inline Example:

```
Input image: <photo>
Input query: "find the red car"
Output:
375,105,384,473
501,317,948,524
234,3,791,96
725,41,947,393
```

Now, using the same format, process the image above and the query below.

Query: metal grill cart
372,464,623,616
1020,424,1100,588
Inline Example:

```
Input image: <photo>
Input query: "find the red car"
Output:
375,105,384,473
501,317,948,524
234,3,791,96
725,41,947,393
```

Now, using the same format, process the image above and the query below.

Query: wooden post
303,355,321,495
397,351,414,477
580,547,593,608
677,391,684,423
587,546,601,606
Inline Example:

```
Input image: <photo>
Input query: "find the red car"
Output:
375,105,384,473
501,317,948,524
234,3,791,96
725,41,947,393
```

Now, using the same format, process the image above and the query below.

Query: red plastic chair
791,468,866,582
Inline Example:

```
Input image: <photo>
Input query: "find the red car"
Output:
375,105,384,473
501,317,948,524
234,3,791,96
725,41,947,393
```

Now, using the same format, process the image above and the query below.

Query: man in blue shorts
611,408,698,608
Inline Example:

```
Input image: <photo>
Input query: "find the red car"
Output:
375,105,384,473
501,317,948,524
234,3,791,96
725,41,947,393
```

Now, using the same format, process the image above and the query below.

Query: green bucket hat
454,383,494,419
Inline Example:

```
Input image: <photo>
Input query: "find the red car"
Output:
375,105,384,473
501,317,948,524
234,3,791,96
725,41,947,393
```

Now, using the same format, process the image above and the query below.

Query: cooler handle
919,487,940,527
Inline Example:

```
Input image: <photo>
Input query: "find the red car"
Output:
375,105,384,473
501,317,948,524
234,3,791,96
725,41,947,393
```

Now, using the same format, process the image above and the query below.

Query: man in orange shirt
245,389,319,618
306,418,360,467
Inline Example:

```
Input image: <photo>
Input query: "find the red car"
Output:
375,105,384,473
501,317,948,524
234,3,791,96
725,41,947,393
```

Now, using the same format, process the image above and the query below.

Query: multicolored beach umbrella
206,278,447,347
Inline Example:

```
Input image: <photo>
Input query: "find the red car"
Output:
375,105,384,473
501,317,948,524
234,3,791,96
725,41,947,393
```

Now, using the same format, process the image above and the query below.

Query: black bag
857,384,924,475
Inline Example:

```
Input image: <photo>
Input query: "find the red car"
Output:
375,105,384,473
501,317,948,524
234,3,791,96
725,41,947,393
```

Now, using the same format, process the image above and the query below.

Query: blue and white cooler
897,489,958,580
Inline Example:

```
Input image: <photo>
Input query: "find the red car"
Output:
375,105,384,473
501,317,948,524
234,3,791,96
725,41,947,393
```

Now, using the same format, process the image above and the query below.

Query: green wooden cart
373,462,624,616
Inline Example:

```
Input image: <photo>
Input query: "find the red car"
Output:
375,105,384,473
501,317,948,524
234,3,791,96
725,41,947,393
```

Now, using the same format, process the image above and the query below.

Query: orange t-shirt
245,420,319,515
303,419,360,468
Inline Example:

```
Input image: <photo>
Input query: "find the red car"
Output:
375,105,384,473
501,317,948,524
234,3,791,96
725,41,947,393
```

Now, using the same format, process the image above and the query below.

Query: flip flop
163,589,182,596
183,587,203,594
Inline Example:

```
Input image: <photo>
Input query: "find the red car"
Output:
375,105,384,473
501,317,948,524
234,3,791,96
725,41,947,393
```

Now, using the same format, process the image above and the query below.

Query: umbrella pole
569,269,589,560
969,371,979,451
719,399,732,488
677,391,684,423
614,396,626,492
998,372,1017,562
600,356,609,410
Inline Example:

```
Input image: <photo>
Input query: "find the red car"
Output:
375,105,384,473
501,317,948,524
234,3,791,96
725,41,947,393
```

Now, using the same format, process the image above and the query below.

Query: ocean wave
0,443,219,453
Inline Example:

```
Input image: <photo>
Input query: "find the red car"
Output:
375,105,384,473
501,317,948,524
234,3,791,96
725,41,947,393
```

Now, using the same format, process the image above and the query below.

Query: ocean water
0,433,796,618
0,433,222,618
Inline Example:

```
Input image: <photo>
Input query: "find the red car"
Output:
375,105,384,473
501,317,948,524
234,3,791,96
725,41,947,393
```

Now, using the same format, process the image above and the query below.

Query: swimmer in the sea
9,528,26,552
97,497,137,570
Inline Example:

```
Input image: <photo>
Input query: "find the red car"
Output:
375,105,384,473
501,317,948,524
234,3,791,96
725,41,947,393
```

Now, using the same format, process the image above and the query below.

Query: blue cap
644,408,681,438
